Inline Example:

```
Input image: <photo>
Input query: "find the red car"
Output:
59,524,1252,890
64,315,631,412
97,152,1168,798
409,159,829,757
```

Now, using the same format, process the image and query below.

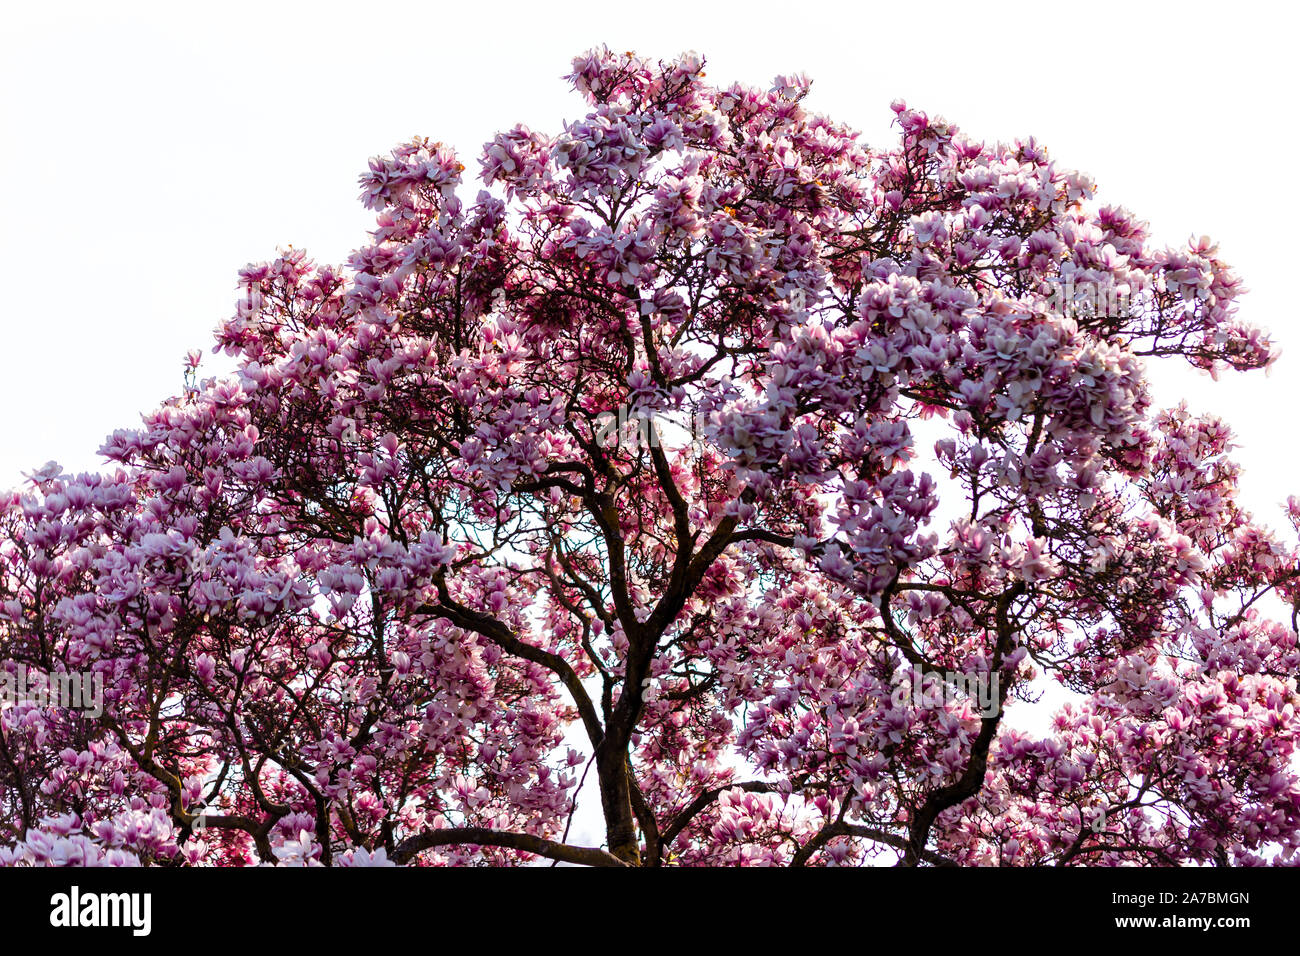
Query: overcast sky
2,0,1294,519
2,0,1293,855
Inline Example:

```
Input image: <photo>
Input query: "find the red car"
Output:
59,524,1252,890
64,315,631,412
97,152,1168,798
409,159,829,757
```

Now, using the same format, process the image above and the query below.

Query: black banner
0,864,1288,944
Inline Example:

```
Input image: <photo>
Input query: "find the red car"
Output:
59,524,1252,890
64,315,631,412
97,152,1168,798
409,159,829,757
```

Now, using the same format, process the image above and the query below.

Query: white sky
2,0,1293,854
3,0,1296,523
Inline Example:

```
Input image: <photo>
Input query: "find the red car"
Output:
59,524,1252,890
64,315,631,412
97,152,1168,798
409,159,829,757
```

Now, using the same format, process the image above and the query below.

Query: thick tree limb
392,827,629,867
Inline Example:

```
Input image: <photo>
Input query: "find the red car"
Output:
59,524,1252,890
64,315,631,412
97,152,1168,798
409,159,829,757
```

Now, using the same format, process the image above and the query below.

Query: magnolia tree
2,48,1299,868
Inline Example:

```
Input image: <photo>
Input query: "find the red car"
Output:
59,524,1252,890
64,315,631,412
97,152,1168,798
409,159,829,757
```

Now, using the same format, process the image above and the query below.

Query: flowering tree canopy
3,48,1298,868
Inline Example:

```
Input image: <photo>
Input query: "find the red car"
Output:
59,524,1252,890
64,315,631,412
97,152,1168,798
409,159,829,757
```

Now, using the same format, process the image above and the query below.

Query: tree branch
392,827,630,867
